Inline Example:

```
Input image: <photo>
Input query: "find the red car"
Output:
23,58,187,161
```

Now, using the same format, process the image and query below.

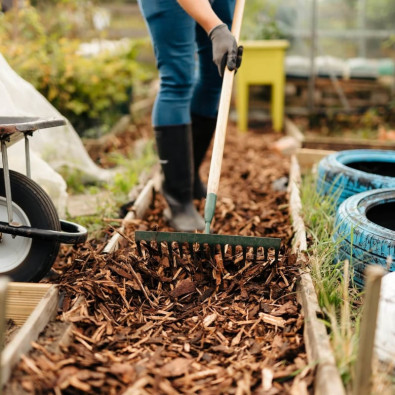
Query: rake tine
150,241,156,255
204,243,211,258
209,244,216,259
188,242,194,257
274,248,279,262
220,245,225,261
205,244,211,259
253,246,258,263
168,242,174,262
136,240,142,256
179,242,184,258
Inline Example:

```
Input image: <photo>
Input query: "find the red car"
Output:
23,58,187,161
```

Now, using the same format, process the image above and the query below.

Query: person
138,0,242,232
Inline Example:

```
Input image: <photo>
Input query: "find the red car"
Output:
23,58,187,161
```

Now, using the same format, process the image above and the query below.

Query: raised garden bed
1,283,59,387
289,110,395,152
3,123,344,394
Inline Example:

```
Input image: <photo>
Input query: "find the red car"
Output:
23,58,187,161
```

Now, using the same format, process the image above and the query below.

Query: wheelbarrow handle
0,219,87,244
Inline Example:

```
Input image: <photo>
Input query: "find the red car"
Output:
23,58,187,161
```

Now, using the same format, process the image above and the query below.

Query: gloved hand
209,23,243,77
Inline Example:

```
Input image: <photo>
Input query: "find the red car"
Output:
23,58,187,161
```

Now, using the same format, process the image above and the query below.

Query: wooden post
0,277,9,395
353,265,385,395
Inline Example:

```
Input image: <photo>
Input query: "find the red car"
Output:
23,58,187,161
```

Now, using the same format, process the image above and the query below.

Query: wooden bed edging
296,148,336,173
289,155,346,395
1,284,59,386
103,173,161,254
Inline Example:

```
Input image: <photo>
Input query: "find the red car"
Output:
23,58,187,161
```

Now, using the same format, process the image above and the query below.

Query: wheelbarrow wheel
0,168,61,282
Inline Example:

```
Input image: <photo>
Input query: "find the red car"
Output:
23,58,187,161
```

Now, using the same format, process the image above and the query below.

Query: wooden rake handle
204,0,245,233
206,0,245,195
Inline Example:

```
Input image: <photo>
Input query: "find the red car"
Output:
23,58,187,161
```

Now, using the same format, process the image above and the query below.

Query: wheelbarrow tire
0,169,61,282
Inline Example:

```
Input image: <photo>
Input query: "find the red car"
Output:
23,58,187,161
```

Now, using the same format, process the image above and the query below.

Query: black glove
209,23,243,77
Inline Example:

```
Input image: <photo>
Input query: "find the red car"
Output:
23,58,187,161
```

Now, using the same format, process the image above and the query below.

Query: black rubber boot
154,124,205,232
191,113,217,199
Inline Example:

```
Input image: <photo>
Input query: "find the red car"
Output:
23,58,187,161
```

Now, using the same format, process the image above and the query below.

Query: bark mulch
5,123,314,394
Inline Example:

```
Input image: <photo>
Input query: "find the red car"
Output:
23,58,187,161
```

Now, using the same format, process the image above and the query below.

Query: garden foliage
0,2,151,136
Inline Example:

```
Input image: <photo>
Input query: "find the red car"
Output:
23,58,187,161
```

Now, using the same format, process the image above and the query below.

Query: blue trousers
138,0,235,127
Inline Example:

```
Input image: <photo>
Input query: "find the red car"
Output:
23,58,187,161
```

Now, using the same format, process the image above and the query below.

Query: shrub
0,5,152,136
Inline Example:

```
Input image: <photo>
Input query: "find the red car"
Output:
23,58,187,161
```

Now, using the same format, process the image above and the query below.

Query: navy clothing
138,0,235,126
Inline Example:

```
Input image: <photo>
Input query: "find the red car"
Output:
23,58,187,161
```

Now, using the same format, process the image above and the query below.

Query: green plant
241,0,287,40
105,139,156,204
0,5,152,136
301,172,395,393
65,139,156,239
301,173,362,389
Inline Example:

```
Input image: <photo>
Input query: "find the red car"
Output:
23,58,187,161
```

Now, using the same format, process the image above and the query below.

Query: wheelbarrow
0,116,87,282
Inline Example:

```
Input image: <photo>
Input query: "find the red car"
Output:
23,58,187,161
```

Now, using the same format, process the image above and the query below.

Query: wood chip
160,358,191,378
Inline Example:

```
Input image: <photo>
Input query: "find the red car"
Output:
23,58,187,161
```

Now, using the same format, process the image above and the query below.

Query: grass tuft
64,138,156,239
301,172,362,389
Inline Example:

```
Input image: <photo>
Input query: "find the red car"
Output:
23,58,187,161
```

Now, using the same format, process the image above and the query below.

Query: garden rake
135,0,281,263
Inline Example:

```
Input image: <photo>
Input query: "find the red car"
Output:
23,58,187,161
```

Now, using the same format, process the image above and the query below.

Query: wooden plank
5,283,51,325
1,285,59,386
0,278,9,395
298,273,346,395
103,173,161,254
303,135,395,151
288,156,307,253
7,283,51,292
285,117,305,143
296,148,335,173
289,155,346,395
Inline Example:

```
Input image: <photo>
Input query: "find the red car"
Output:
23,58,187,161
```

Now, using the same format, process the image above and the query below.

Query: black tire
0,169,61,281
333,188,395,286
317,149,395,207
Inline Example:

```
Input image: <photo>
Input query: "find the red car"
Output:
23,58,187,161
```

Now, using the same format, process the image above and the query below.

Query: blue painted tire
334,188,395,286
317,149,395,207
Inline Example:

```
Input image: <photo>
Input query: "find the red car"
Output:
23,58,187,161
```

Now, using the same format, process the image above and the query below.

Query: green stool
236,40,289,132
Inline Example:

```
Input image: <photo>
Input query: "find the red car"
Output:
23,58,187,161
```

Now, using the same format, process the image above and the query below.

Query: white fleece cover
0,53,114,216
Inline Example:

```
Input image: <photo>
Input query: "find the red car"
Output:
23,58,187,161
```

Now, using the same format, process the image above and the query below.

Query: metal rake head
135,230,281,263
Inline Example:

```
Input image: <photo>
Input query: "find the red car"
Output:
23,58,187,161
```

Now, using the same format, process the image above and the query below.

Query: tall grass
300,173,362,390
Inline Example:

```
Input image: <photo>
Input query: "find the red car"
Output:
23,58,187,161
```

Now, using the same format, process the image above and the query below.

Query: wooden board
6,283,52,325
289,156,346,395
1,283,59,386
103,173,161,254
296,148,335,173
303,135,395,151
285,117,305,143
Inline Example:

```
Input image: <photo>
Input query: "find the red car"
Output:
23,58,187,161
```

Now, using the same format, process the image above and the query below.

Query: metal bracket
1,139,15,225
24,132,32,179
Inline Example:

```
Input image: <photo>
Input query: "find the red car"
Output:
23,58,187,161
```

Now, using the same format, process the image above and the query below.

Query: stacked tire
317,149,395,207
316,150,395,286
333,189,395,286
